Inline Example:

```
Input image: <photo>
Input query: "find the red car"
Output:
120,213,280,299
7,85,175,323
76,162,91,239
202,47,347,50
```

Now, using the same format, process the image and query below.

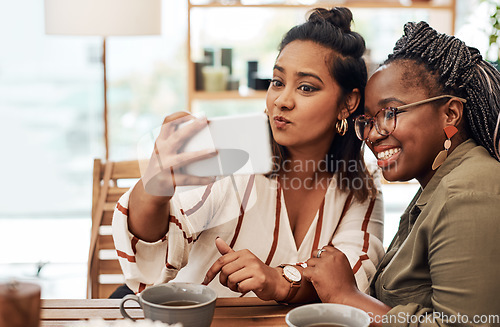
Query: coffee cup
285,303,370,327
120,282,217,327
0,281,41,327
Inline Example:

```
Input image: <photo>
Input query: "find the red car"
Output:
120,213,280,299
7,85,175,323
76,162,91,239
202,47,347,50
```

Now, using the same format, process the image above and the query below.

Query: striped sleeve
331,190,385,293
111,184,199,293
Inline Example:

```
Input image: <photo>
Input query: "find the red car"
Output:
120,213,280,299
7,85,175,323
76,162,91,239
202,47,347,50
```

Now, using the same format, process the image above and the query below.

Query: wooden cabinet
186,0,457,112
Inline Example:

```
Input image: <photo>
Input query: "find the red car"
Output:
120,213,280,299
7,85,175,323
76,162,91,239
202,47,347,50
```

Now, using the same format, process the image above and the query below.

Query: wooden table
41,297,296,326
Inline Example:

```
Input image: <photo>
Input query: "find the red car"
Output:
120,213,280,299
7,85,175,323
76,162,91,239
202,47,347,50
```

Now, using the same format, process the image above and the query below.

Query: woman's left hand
203,238,288,301
302,245,359,304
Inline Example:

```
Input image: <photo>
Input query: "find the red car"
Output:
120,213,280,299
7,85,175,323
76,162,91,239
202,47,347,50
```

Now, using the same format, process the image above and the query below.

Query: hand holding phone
137,112,273,196
137,112,217,196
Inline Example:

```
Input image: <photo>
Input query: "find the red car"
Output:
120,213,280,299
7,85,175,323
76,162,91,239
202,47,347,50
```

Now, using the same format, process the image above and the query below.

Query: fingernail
202,276,208,285
215,236,220,240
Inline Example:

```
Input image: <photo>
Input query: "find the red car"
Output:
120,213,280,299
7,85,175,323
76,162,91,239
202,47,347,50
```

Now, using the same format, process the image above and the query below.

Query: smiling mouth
377,148,401,161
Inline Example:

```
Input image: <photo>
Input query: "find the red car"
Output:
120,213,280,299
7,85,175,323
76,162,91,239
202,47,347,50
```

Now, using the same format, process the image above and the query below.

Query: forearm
273,265,387,313
272,266,319,304
113,188,176,290
340,291,391,327
289,279,320,304
128,179,171,242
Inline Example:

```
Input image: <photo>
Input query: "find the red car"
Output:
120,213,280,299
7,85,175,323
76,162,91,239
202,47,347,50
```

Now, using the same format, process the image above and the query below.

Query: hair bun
308,7,353,33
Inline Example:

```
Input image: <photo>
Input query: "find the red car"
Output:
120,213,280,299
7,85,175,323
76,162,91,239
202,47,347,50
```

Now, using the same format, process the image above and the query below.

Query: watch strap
278,264,301,303
282,280,300,303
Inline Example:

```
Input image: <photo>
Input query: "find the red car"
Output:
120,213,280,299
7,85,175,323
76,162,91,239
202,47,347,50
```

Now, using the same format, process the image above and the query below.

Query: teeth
377,148,401,160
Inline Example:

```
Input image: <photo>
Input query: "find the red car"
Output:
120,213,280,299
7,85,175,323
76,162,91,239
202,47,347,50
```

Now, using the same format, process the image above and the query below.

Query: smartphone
137,112,274,177
181,112,273,176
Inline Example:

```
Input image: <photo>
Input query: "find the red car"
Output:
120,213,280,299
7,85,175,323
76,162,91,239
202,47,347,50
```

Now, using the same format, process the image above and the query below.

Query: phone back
183,112,274,176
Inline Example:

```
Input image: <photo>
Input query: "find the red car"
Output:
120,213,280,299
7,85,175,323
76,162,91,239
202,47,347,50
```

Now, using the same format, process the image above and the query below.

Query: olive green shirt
370,139,500,326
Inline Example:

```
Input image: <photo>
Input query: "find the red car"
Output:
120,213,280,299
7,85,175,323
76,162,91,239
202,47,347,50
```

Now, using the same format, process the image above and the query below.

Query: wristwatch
278,264,301,303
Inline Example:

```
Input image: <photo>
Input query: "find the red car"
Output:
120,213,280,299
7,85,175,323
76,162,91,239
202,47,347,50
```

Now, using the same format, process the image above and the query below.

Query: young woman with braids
111,7,384,302
304,21,500,324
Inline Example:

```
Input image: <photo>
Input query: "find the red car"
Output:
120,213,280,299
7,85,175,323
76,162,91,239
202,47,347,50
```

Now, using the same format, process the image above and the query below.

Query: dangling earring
336,119,348,136
432,125,458,170
264,108,268,115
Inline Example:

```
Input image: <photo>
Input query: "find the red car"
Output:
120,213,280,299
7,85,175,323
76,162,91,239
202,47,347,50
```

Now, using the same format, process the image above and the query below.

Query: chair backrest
87,158,141,298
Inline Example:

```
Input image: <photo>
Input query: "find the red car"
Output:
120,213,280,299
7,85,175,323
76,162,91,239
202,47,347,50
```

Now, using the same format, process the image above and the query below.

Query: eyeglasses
354,95,467,141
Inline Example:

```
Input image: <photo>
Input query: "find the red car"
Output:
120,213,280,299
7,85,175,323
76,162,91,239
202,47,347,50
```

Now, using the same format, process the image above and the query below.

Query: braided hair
384,21,500,161
269,7,376,202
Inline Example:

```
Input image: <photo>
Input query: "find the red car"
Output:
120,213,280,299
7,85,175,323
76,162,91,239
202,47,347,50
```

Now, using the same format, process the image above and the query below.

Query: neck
418,135,467,188
282,146,331,180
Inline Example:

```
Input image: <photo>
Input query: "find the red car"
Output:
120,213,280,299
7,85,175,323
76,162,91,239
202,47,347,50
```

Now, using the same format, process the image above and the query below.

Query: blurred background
0,0,498,298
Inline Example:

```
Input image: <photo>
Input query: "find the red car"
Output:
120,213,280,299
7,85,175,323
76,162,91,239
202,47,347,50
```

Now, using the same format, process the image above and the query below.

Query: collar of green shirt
415,138,477,209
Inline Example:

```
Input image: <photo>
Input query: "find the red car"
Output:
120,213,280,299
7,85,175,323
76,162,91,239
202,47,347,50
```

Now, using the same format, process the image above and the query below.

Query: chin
381,172,398,182
380,165,411,183
272,135,292,147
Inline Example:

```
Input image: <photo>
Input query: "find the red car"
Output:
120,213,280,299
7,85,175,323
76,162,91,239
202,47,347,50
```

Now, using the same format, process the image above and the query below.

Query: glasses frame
354,95,467,141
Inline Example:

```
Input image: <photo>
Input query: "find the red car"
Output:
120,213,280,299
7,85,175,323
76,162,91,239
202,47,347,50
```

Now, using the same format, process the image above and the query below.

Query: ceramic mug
120,282,217,327
285,303,370,327
0,281,41,327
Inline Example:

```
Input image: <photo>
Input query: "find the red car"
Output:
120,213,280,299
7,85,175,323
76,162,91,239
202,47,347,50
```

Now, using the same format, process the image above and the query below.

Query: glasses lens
354,116,371,141
375,108,397,136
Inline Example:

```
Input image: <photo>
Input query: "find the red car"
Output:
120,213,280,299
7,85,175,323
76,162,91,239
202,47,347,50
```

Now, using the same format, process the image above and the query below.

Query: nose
366,122,387,144
273,88,294,111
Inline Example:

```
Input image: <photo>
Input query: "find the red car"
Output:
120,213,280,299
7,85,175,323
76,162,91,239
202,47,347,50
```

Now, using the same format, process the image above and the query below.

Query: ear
338,88,361,120
443,97,465,127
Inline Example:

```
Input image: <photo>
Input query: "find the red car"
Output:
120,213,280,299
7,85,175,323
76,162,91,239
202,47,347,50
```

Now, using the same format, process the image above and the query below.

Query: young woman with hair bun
111,7,384,303
305,21,500,324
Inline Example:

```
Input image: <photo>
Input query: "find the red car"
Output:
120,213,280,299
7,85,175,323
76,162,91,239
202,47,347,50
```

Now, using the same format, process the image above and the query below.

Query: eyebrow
377,97,406,108
365,97,406,115
273,65,324,85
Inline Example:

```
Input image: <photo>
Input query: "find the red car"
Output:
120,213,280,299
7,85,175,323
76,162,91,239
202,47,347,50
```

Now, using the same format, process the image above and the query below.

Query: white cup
285,303,370,327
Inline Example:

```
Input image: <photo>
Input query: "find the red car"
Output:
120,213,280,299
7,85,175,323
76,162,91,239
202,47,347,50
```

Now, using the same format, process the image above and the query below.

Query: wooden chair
87,158,141,298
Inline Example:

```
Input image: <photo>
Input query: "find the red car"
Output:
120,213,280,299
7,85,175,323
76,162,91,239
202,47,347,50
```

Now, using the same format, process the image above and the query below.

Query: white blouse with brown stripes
112,174,384,297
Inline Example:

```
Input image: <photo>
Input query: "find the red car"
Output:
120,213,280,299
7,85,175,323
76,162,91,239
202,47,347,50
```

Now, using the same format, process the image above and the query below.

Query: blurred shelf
192,90,267,100
190,2,452,9
187,0,456,111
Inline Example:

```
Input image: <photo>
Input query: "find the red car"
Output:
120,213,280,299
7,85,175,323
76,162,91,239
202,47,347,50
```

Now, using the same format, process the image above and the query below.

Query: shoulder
426,145,500,228
327,180,383,221
440,144,500,197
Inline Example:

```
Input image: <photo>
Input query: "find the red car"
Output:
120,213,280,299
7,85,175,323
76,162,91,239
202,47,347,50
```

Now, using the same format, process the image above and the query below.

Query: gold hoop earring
336,119,348,136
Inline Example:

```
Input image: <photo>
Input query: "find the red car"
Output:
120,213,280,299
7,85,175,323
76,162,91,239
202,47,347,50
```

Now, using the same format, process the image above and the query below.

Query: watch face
283,265,301,282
